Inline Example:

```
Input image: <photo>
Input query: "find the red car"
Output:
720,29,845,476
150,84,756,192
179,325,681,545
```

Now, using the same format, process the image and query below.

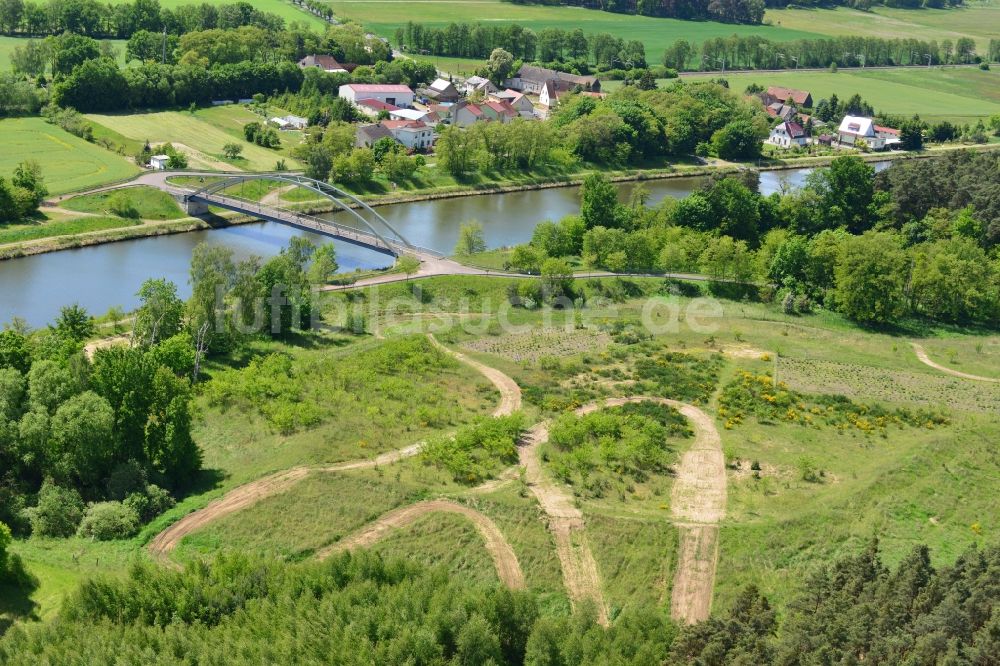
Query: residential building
481,100,518,123
339,83,414,108
837,115,887,150
355,123,394,148
765,102,797,122
389,108,434,123
875,124,901,146
462,75,497,95
768,121,809,148
420,78,461,103
762,86,812,108
298,54,348,74
451,101,485,127
490,89,535,118
381,120,436,150
503,65,600,95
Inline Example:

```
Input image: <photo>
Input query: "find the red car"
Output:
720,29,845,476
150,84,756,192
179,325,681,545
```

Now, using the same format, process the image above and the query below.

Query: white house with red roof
339,83,414,108
768,121,809,148
380,120,435,150
837,115,891,150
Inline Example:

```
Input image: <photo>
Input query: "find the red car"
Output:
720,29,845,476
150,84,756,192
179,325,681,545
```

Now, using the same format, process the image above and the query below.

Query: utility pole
162,27,167,64
925,53,932,68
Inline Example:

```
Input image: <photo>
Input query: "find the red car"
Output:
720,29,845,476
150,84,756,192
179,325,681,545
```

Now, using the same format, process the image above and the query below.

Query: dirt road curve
428,334,521,416
317,499,525,590
911,343,999,383
148,337,520,560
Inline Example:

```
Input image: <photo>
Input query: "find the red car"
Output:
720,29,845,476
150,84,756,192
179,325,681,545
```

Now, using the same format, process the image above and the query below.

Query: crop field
0,117,140,194
654,67,1000,124
86,106,305,172
328,0,821,59
766,1,1000,53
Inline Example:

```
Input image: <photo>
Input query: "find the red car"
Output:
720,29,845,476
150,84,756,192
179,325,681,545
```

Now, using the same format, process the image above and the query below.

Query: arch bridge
181,174,440,259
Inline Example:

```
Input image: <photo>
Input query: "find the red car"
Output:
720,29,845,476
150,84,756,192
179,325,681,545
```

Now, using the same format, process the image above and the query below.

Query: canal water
0,165,880,326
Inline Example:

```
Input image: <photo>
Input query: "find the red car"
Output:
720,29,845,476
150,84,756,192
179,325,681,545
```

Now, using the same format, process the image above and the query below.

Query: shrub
421,414,525,484
106,459,147,500
27,480,84,537
123,484,175,523
108,191,140,219
77,501,140,540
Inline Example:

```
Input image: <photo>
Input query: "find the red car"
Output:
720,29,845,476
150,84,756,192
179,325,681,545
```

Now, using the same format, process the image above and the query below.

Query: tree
899,118,924,151
0,329,31,374
711,119,763,160
50,391,116,489
834,232,910,325
484,47,515,84
27,480,84,537
53,58,128,112
636,69,657,90
540,257,573,300
455,221,487,255
806,156,875,233
133,279,184,346
580,173,618,229
397,255,421,280
222,142,243,160
53,304,95,343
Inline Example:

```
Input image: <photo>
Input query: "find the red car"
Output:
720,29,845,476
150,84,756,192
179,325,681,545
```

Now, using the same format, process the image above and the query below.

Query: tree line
1,540,996,662
503,0,766,24
502,152,1000,328
0,0,284,39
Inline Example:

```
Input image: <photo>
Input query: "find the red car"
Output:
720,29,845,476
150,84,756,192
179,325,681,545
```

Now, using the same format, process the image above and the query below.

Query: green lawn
329,0,821,59
0,215,140,245
766,1,1000,54
659,67,1000,124
86,106,305,172
61,185,186,220
0,117,140,195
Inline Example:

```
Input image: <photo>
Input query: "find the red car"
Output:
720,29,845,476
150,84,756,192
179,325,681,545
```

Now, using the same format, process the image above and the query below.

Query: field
766,1,1000,53
61,186,186,220
107,0,329,30
0,117,140,195
329,0,820,60
619,67,1000,124
86,105,306,172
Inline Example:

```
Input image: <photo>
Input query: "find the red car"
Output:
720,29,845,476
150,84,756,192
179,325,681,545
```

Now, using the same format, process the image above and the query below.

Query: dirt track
317,499,525,589
912,342,999,383
148,335,520,560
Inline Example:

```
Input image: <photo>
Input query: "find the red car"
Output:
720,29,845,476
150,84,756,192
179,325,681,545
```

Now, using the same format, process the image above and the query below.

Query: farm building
339,84,414,109
420,78,461,103
355,98,401,118
270,115,308,130
762,86,812,108
504,65,600,95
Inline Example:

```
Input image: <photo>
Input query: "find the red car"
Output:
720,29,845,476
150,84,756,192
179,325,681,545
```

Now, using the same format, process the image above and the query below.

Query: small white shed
149,155,170,170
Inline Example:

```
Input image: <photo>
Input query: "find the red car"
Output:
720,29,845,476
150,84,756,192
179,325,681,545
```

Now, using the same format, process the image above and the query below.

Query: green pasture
61,185,186,220
0,117,140,194
86,105,305,172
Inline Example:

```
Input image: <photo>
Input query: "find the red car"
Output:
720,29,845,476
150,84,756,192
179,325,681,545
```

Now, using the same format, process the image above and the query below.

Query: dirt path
317,499,525,590
573,397,726,625
911,342,998,383
259,184,296,207
148,336,521,560
83,334,131,360
428,334,521,416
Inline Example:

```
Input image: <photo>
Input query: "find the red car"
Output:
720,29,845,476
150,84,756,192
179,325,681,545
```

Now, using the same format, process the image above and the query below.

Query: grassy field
107,0,329,30
0,117,140,195
0,215,141,245
86,105,305,172
61,185,186,220
329,0,820,59
608,67,1000,124
766,1,1000,53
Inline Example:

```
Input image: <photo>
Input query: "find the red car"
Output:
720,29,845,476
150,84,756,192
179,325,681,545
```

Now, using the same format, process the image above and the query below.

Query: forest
500,150,1000,327
1,540,996,663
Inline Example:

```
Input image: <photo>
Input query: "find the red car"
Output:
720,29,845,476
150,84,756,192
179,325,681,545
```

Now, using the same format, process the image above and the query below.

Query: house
462,75,497,95
298,54,348,74
389,108,434,123
817,134,834,147
420,78,461,103
539,81,562,108
270,115,307,130
874,124,901,146
481,100,518,123
451,101,485,127
381,120,436,150
355,98,401,118
763,86,812,108
504,65,600,95
149,154,170,170
339,83,414,108
766,102,797,122
490,89,534,118
837,115,887,150
355,123,394,148
768,121,809,148
428,104,454,124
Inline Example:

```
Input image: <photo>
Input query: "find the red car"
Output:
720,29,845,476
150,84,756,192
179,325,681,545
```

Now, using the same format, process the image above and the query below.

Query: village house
762,86,812,109
389,108,434,123
504,65,600,95
381,120,436,150
298,54,348,74
768,121,809,149
420,78,461,103
489,90,535,118
837,115,892,150
766,102,797,122
355,123,394,148
449,99,518,126
462,75,498,95
339,83,414,109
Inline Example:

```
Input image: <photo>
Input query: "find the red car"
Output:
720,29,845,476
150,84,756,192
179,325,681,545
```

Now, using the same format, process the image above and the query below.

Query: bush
27,480,84,537
77,501,140,540
123,484,175,523
106,460,147,500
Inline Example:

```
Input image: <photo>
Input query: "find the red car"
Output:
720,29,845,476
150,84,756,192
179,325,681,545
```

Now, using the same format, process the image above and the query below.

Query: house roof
429,78,456,92
356,124,393,143
483,100,517,117
344,84,413,93
514,65,598,88
874,124,900,135
766,86,811,106
298,54,345,71
356,98,401,112
783,121,806,138
390,108,430,121
460,103,484,117
381,120,428,131
838,115,875,137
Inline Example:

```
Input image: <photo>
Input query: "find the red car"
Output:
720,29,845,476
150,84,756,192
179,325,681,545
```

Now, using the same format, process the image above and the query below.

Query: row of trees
0,0,284,38
504,0,766,24
507,154,999,327
0,160,46,222
1,540,996,662
394,22,647,69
